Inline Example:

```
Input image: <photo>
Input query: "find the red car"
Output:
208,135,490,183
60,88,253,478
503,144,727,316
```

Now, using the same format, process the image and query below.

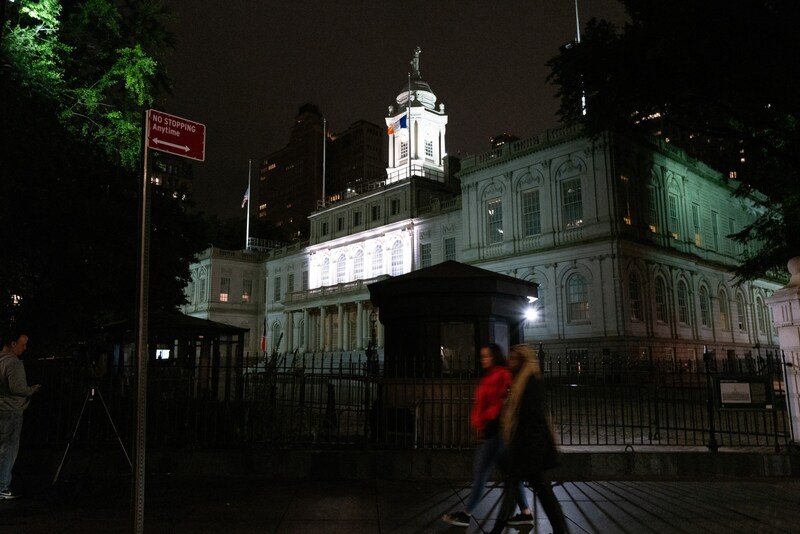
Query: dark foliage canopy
547,0,800,282
1,0,208,353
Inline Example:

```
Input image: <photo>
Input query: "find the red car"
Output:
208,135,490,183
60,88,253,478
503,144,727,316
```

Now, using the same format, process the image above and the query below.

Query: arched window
677,280,690,325
699,286,711,328
336,254,346,284
629,272,642,321
719,289,731,331
654,276,668,322
736,293,748,331
391,241,404,276
567,274,589,322
321,257,330,286
353,249,364,280
755,296,766,333
372,245,383,276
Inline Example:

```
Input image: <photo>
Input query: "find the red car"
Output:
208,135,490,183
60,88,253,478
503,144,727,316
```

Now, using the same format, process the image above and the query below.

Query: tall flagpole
322,118,327,207
575,0,587,115
245,159,251,250
407,72,411,180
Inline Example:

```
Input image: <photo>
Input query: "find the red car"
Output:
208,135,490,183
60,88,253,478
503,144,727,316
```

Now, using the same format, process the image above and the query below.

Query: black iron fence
21,348,789,453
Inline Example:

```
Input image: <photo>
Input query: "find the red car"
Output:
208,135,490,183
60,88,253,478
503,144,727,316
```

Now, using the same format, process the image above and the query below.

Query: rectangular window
371,205,380,221
302,271,309,291
400,142,408,159
521,189,541,236
561,178,583,228
425,140,433,157
353,211,362,226
727,218,736,255
711,211,720,251
692,203,702,246
287,273,295,293
273,276,281,303
219,277,230,303
620,175,632,225
668,194,679,240
444,237,456,261
390,198,400,215
648,187,658,233
486,198,503,244
242,279,252,303
321,221,329,236
419,243,431,268
337,216,344,232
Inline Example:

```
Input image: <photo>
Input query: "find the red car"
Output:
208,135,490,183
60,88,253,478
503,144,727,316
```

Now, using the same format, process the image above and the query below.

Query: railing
22,348,788,452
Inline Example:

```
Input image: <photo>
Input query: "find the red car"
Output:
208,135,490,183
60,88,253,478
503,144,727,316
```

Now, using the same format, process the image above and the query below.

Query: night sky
162,0,627,219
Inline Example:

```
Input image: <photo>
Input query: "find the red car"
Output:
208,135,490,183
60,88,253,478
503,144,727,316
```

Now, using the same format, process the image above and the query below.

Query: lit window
648,187,658,233
287,274,294,293
756,297,766,333
561,178,583,228
699,287,711,327
719,290,731,331
736,294,747,331
692,203,702,246
220,277,230,303
567,274,589,322
354,250,364,280
273,276,281,303
321,258,329,286
521,190,541,236
655,277,668,322
419,243,431,268
391,241,403,276
372,245,383,276
629,272,642,321
486,198,503,244
336,254,346,284
677,281,690,325
444,237,456,261
668,194,679,240
242,279,252,303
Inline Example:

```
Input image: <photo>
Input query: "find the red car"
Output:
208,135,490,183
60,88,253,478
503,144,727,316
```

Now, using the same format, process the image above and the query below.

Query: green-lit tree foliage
1,0,206,353
547,0,800,282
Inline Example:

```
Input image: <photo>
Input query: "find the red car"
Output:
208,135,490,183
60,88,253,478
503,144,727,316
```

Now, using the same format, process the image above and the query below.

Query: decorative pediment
481,181,505,199
555,156,586,179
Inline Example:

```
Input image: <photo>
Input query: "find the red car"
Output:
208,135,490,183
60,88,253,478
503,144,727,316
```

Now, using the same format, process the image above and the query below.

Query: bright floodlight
527,296,538,303
525,306,539,321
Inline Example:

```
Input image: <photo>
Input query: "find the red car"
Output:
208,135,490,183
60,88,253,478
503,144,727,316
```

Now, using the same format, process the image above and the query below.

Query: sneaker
507,512,534,525
0,489,20,500
442,511,471,527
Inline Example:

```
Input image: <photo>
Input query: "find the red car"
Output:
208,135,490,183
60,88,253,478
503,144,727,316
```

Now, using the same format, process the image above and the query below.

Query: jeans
465,434,528,513
0,411,23,492
496,473,568,534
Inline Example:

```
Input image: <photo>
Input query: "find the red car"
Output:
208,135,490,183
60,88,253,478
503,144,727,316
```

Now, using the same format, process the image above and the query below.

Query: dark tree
1,1,207,352
547,0,800,281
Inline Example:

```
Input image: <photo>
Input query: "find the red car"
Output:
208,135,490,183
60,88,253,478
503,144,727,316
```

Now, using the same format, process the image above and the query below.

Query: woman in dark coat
495,344,567,533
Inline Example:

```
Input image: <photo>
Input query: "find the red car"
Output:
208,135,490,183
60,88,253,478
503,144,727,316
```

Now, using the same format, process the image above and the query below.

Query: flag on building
387,114,407,136
241,185,250,208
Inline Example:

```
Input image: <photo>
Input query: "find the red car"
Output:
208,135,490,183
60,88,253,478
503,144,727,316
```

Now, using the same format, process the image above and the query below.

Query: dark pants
495,473,567,534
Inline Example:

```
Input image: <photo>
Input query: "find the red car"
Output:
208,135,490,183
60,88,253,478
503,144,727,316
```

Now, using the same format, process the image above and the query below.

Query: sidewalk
1,475,797,533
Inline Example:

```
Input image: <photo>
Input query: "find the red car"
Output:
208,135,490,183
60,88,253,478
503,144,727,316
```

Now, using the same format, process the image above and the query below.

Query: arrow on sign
151,138,190,153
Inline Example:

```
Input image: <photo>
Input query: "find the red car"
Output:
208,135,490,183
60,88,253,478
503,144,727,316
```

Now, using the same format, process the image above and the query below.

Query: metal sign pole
132,109,152,534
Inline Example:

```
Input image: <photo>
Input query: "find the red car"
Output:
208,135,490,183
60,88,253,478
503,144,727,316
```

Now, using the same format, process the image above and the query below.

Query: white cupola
385,46,448,184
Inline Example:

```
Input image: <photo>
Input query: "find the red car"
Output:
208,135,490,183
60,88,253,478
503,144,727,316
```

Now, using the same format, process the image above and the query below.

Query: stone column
343,306,350,351
337,304,344,351
766,257,800,444
303,308,309,353
356,301,364,349
284,311,293,353
319,306,327,352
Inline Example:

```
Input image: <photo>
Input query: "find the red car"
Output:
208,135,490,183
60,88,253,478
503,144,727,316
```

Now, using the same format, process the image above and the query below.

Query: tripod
52,385,132,486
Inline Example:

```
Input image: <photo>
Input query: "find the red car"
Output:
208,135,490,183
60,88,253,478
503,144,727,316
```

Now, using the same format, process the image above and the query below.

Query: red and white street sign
146,109,206,161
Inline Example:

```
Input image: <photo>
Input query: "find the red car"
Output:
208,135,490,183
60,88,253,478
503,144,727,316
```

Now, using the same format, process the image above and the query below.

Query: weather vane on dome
410,46,421,76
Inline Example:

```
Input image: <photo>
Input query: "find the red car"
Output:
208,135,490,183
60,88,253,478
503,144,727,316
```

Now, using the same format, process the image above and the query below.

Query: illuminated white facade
184,48,780,365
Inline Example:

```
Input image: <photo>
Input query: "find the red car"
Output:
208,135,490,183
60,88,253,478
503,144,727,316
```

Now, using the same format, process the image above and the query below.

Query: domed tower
385,47,448,185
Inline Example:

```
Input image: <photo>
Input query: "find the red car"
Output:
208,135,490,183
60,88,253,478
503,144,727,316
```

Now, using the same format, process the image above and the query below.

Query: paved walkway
1,475,798,533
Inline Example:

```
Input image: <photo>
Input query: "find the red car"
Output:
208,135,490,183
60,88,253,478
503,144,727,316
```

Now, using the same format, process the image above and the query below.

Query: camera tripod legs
52,387,133,486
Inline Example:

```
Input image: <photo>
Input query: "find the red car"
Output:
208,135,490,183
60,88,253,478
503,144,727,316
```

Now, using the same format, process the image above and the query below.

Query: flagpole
322,118,327,207
407,72,411,180
245,159,251,250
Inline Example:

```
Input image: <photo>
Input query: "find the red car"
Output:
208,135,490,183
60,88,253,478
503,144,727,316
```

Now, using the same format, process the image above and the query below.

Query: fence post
704,348,719,452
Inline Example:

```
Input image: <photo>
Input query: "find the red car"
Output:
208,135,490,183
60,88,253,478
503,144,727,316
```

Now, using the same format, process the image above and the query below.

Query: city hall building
182,52,780,368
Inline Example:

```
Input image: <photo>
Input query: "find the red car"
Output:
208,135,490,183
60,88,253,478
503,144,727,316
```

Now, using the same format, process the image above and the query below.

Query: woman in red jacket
443,344,532,527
